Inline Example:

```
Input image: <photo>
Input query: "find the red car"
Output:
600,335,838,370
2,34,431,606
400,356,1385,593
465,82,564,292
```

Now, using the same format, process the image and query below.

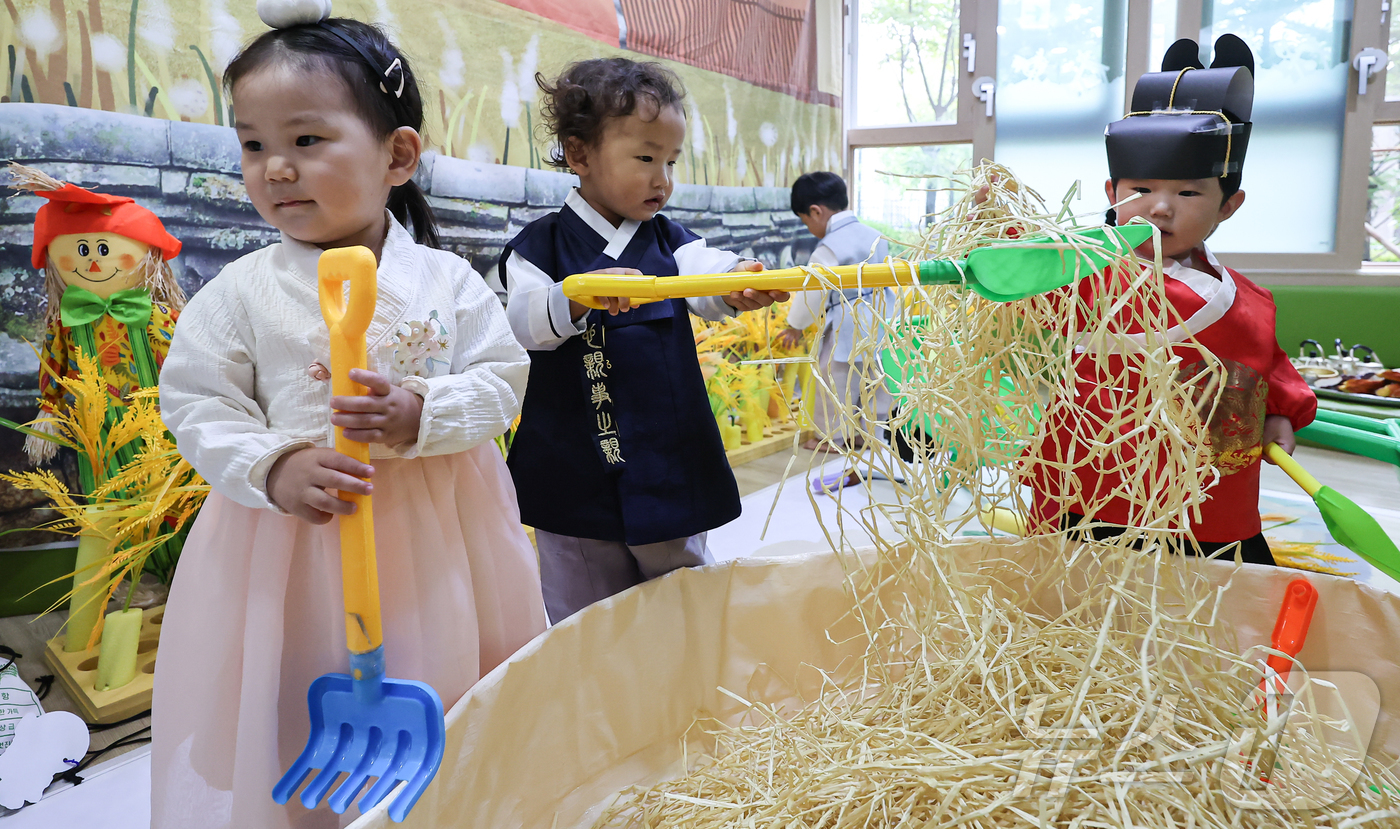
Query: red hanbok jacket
1025,245,1316,543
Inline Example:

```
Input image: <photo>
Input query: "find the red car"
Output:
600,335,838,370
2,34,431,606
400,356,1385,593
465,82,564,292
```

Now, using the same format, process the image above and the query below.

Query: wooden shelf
726,421,812,467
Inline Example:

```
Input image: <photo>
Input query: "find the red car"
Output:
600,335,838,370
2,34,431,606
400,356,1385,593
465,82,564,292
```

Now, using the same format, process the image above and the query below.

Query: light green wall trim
1266,285,1400,365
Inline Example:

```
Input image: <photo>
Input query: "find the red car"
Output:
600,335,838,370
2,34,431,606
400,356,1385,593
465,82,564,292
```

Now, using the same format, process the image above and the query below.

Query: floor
0,442,1395,825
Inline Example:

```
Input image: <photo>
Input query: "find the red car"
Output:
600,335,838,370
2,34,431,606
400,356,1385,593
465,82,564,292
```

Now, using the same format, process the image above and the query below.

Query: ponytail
390,180,440,248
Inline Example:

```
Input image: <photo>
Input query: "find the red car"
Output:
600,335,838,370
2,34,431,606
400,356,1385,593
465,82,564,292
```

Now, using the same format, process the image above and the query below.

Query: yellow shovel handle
318,246,383,656
1265,442,1321,498
561,262,920,310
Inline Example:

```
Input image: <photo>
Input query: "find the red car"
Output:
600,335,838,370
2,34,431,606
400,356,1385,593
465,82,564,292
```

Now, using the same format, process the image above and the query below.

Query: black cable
55,726,153,785
34,674,54,700
0,645,19,673
85,709,153,732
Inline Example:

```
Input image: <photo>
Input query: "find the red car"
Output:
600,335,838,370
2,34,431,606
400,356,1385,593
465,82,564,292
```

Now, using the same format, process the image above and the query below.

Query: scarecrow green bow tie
60,285,153,328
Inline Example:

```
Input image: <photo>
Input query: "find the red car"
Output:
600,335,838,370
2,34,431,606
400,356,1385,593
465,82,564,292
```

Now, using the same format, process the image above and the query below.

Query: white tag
0,662,44,756
0,711,89,809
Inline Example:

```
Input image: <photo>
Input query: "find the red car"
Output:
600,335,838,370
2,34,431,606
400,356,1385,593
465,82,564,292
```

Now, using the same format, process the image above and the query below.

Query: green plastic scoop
1266,442,1400,583
562,224,1157,308
1297,411,1400,471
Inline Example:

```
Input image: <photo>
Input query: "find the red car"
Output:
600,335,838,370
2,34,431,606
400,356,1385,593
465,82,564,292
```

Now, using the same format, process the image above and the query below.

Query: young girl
502,58,786,623
152,7,546,826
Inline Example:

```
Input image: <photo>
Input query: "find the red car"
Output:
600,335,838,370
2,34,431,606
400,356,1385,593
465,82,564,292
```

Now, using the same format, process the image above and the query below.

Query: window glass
854,0,961,127
995,0,1129,215
1369,125,1400,263
1389,9,1400,101
1148,0,1178,72
1200,0,1351,254
852,144,975,253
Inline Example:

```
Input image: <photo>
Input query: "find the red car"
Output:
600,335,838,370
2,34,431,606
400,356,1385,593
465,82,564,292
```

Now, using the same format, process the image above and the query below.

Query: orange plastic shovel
1264,577,1317,693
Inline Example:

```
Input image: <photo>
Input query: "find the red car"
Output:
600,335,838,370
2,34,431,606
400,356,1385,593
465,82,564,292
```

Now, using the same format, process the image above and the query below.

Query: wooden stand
43,604,164,724
726,421,813,467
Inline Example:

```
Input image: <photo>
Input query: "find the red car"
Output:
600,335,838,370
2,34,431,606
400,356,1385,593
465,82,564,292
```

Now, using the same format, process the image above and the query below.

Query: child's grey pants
533,529,712,624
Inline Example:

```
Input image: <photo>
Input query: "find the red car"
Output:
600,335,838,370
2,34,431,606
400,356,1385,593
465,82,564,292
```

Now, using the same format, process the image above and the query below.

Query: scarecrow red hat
31,183,181,270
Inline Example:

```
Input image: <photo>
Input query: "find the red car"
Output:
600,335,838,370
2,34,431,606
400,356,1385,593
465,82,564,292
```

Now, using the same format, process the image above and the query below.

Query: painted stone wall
0,102,811,544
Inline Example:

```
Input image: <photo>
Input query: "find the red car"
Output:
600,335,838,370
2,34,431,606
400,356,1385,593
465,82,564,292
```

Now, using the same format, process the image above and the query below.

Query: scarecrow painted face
46,232,150,298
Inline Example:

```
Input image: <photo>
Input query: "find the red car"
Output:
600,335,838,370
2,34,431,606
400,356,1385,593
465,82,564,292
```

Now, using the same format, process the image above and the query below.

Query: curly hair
536,58,686,171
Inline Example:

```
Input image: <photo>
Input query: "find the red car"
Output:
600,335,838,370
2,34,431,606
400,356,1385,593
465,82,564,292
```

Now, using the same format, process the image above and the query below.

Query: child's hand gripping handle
318,247,384,685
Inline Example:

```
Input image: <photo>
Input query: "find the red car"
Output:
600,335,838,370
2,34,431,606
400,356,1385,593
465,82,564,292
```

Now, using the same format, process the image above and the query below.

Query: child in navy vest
501,58,789,622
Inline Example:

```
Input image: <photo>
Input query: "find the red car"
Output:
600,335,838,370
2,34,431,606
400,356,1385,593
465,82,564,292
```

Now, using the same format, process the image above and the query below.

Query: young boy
501,58,787,622
1027,35,1316,564
778,172,894,452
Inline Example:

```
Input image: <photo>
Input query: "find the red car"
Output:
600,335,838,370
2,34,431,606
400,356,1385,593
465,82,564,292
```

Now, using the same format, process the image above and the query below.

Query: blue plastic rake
272,246,446,822
272,671,445,820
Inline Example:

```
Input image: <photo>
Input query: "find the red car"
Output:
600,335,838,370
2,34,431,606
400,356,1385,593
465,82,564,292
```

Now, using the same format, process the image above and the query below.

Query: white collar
565,188,642,260
278,209,411,283
824,210,857,233
1160,244,1236,337
1075,244,1236,355
275,210,418,349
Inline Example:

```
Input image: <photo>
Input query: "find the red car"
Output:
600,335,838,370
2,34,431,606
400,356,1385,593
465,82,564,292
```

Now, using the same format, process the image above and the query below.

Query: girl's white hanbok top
152,215,547,829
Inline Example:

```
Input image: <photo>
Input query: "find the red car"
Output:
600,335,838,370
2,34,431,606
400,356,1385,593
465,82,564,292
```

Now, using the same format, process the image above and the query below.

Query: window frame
841,0,1399,284
844,0,996,173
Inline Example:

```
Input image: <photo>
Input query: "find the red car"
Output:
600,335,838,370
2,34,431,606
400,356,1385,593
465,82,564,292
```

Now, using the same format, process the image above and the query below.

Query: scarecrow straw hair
597,164,1400,827
7,161,65,192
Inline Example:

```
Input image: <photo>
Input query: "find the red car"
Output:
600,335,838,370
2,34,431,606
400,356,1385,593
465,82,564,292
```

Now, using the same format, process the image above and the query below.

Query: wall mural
0,0,843,187
0,0,838,547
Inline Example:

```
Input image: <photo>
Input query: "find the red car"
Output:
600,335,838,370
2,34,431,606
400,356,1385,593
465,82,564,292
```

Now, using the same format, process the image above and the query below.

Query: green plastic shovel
563,224,1156,308
1265,442,1400,583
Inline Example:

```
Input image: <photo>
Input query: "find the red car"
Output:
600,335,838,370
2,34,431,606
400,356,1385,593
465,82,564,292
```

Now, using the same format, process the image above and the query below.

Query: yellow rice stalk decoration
693,300,810,445
598,163,1400,827
0,352,208,650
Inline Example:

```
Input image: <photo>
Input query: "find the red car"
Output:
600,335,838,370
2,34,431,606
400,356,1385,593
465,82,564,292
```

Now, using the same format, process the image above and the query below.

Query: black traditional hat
1105,34,1255,181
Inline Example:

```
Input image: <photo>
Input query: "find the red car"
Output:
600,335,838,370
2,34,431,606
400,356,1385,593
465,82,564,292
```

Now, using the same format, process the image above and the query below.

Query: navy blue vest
501,207,741,545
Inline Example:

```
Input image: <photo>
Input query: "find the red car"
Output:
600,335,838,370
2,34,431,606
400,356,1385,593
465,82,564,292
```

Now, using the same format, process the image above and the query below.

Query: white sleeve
504,250,585,351
785,244,839,330
159,278,311,512
675,237,744,321
397,262,530,458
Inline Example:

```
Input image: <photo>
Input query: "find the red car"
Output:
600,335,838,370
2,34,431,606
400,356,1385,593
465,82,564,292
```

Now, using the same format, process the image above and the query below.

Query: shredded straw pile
596,165,1400,827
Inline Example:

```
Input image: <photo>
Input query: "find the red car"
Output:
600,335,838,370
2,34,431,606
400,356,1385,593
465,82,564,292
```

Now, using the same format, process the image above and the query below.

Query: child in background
153,8,546,827
1024,35,1315,564
502,58,787,623
777,171,895,452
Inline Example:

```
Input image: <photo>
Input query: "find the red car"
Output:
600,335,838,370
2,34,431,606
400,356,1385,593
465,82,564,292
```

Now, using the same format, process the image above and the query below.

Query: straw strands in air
595,164,1400,827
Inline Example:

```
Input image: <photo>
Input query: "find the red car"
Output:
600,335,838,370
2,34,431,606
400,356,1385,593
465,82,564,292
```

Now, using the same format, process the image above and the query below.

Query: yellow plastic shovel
562,224,1155,309
273,246,445,822
1265,443,1400,584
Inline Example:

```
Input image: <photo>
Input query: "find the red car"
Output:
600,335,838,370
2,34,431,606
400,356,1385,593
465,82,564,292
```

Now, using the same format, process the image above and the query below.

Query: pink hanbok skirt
150,446,546,828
